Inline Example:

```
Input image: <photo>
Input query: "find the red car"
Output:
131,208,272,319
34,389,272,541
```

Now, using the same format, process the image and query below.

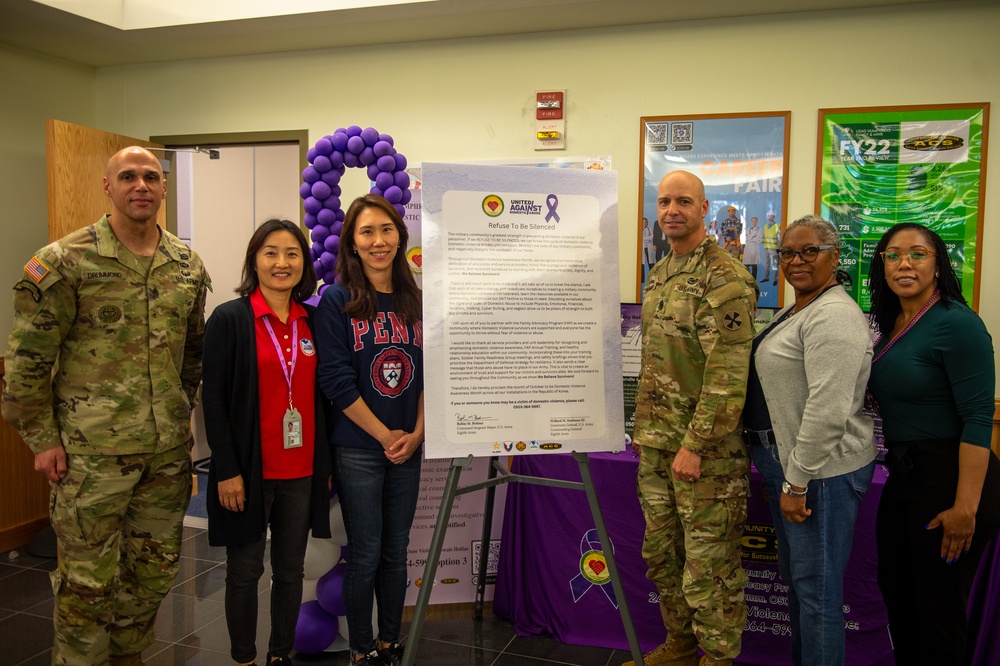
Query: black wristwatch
782,481,808,498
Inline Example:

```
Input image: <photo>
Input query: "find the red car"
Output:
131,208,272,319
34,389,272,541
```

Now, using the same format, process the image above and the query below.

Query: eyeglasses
880,250,935,265
777,245,834,263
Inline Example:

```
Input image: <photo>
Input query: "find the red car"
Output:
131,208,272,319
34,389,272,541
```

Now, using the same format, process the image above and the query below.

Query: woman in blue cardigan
202,219,332,666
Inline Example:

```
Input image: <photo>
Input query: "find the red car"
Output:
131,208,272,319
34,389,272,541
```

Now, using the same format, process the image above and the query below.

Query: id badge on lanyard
264,316,304,449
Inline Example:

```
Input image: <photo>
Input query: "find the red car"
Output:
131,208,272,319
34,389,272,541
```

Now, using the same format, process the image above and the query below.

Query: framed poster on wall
815,103,989,310
638,111,791,308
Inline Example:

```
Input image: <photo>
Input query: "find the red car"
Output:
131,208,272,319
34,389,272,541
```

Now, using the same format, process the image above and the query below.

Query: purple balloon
293,601,338,654
306,147,318,163
302,166,320,184
383,185,403,204
331,132,349,152
331,185,342,197
343,152,359,168
317,208,337,227
374,172,394,191
394,153,408,171
320,251,336,270
323,235,340,253
304,213,318,229
367,164,381,181
393,171,410,190
377,134,394,146
370,186,384,197
314,138,333,156
375,155,396,173
346,136,365,156
329,151,345,170
316,563,348,617
359,147,376,166
299,182,313,200
373,140,394,158
330,220,344,237
393,203,406,218
321,169,342,186
313,259,324,275
304,197,322,215
311,181,332,201
312,241,324,256
322,196,341,212
311,225,330,244
400,188,412,205
335,210,345,223
313,155,332,173
360,127,379,147
323,269,336,285
346,125,363,137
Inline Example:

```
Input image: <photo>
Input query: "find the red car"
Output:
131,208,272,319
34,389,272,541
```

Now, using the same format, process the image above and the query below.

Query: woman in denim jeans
316,194,424,666
742,215,876,665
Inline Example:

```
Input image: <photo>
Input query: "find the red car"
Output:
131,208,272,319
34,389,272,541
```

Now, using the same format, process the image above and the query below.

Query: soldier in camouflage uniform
1,147,210,666
628,171,758,666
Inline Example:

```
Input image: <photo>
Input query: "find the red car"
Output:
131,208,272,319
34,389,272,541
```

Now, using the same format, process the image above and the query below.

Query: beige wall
0,44,96,344
2,1,999,360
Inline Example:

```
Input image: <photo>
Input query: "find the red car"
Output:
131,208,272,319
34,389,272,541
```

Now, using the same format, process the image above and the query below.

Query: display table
493,452,893,665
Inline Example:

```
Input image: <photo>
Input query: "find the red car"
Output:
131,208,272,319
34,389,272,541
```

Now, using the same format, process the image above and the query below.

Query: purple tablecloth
493,452,893,665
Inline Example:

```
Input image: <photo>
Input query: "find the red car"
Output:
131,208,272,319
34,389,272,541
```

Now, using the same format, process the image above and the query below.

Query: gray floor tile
0,568,54,612
1,611,55,664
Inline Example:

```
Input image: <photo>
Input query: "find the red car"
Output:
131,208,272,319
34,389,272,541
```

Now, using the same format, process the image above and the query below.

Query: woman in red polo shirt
202,219,332,666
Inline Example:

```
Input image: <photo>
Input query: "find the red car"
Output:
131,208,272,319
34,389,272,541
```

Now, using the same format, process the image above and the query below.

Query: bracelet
782,480,808,498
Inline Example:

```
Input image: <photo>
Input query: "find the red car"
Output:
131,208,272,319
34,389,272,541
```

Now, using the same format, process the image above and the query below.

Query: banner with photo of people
816,104,988,310
638,112,790,309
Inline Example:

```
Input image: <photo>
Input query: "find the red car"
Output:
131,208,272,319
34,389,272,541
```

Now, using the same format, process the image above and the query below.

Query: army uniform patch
24,256,50,282
98,304,124,324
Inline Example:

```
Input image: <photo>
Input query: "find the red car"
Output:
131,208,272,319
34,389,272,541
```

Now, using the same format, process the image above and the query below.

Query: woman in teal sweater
867,222,1000,665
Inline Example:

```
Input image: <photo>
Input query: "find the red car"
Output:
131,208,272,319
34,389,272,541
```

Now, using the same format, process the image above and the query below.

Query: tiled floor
0,526,631,665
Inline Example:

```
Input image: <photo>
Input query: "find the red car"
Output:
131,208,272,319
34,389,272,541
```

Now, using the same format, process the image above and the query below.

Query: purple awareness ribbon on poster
568,529,618,608
545,194,560,222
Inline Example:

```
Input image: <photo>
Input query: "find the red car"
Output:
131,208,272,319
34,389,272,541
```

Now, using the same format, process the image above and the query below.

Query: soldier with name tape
2,146,210,666
628,170,758,666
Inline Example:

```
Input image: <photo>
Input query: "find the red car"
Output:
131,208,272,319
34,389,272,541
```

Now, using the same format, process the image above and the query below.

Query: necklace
871,289,940,364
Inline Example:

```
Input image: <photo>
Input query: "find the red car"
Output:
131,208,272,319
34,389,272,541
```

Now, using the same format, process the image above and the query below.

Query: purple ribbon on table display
569,529,618,608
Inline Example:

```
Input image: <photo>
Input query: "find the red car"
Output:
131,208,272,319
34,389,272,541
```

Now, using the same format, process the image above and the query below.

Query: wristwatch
782,481,808,498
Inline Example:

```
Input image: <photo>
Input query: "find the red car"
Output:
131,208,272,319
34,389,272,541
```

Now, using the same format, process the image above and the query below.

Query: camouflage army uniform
634,236,757,662
1,215,210,665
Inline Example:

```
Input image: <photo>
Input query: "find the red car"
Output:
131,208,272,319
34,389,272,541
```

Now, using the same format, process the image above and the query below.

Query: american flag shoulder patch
24,256,50,283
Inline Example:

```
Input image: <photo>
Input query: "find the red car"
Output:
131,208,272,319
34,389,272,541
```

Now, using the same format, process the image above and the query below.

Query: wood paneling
0,357,51,552
46,119,165,242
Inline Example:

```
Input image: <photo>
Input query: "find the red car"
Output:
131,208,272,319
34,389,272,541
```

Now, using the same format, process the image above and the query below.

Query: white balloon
329,499,349,546
303,536,342,580
301,576,319,604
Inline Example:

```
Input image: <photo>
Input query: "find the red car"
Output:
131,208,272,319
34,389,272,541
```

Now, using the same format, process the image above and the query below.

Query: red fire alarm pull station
536,91,564,120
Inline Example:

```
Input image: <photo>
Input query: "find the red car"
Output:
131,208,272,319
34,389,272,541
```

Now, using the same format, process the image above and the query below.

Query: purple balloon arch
301,126,410,285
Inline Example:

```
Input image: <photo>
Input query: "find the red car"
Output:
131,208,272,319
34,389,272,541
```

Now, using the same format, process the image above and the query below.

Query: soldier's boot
622,634,699,666
109,654,144,666
698,656,732,666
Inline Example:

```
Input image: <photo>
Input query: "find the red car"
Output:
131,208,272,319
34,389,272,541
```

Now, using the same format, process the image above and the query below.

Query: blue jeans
749,438,874,666
333,446,421,655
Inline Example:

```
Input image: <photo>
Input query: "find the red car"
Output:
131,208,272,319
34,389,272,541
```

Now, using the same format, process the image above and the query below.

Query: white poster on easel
421,162,623,459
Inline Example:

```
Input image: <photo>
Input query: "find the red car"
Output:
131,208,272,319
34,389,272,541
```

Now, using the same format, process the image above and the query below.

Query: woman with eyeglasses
742,215,876,665
867,222,1000,665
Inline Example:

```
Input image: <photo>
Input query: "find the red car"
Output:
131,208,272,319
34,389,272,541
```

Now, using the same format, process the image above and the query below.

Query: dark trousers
877,439,1000,665
225,477,313,663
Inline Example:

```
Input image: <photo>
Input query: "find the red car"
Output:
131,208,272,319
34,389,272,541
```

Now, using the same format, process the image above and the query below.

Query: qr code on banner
671,122,694,146
472,540,501,577
646,122,668,146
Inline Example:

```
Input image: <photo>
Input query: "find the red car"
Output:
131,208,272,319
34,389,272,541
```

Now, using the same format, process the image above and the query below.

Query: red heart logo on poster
487,201,499,212
588,560,606,576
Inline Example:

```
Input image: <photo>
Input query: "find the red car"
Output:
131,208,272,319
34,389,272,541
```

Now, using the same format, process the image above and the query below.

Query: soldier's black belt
742,428,775,447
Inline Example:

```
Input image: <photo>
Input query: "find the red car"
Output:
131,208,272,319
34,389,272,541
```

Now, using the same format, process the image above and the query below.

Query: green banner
818,106,986,310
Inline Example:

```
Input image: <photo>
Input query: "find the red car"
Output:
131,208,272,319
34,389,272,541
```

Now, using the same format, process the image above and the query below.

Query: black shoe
266,654,292,666
354,649,388,665
378,641,405,666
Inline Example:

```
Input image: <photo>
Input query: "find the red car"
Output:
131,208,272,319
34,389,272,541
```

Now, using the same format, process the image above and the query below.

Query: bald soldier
2,147,210,665
628,171,758,666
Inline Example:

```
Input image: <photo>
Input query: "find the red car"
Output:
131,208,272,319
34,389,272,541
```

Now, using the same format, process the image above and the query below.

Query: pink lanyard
263,317,299,407
871,289,940,364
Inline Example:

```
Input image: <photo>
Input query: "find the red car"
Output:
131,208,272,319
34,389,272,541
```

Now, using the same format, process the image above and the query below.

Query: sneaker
267,654,292,666
378,641,405,666
354,649,388,665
